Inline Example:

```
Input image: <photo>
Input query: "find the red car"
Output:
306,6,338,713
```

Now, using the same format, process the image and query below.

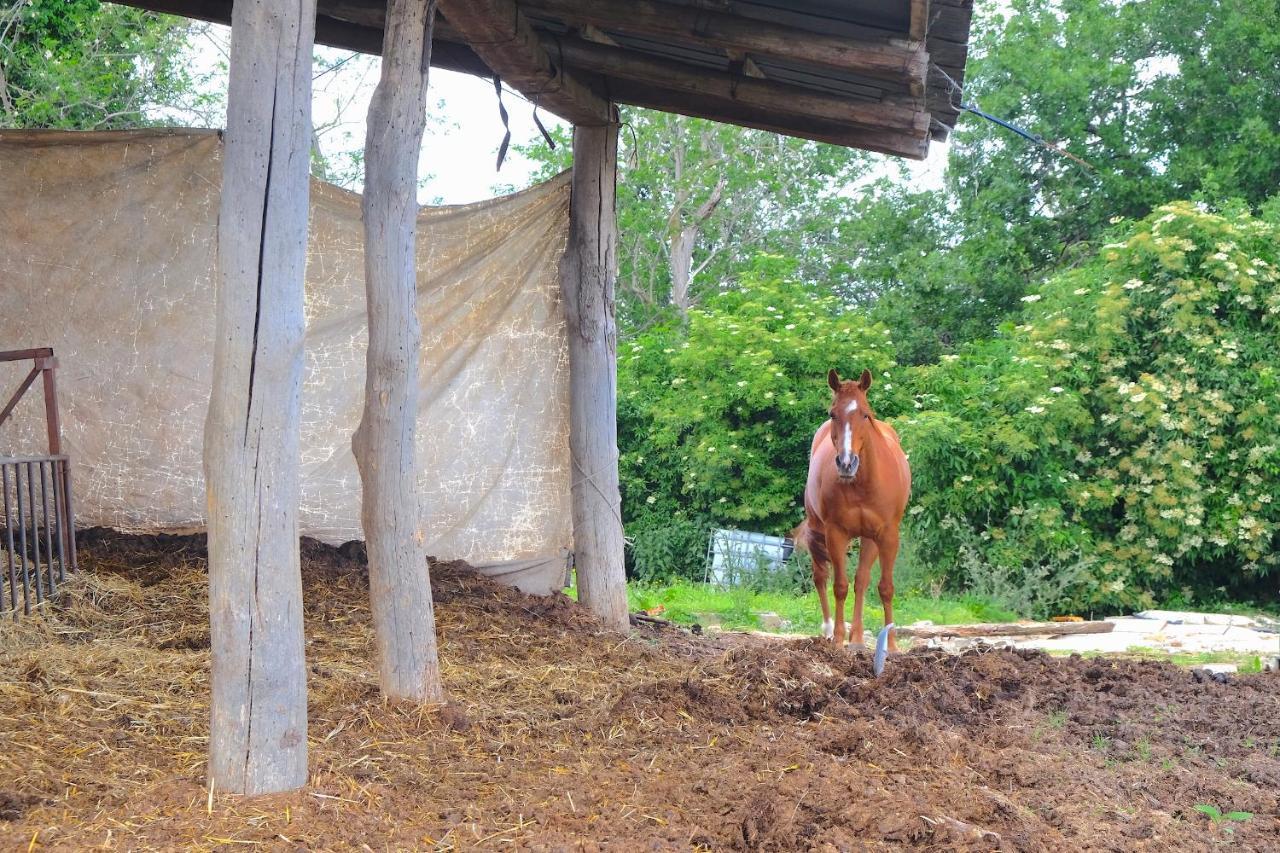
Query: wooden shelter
128,0,971,157
108,0,973,795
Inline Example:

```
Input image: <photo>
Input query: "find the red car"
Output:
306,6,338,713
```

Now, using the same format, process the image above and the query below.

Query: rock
756,611,784,631
1194,663,1238,675
1134,609,1257,627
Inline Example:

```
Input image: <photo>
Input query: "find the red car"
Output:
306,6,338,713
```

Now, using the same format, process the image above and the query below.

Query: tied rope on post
931,62,1098,175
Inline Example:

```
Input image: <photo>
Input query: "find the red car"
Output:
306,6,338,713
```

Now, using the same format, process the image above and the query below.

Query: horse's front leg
851,537,878,649
825,529,851,646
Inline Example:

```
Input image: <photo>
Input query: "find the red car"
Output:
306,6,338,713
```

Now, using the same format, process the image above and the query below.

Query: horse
791,369,911,650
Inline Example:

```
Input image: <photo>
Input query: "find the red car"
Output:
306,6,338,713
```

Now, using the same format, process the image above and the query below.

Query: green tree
515,109,868,332
840,0,1280,366
0,0,199,129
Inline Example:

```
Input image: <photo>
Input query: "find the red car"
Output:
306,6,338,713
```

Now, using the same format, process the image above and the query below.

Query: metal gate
1,348,77,617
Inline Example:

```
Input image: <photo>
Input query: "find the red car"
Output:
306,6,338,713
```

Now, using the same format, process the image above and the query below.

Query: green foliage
1193,804,1253,827
626,517,712,584
901,203,1280,613
0,0,198,129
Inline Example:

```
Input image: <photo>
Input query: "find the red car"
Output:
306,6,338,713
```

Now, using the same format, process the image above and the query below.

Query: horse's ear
827,369,841,392
858,369,873,390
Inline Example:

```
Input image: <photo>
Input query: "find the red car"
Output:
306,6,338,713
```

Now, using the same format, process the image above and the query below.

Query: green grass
595,580,1017,635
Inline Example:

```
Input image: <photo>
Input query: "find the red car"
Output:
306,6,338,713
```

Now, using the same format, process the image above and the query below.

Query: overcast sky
182,25,950,206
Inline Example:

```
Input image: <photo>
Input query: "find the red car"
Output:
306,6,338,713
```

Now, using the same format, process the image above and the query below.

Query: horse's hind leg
875,532,901,652
811,555,833,640
806,523,834,640
850,537,879,649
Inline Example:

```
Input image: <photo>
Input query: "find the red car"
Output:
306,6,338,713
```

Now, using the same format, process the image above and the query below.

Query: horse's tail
789,519,829,566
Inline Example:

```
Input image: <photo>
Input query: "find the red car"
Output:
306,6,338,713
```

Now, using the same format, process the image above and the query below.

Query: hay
2,532,1279,850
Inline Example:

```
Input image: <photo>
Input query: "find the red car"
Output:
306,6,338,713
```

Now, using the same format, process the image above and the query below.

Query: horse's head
826,368,875,482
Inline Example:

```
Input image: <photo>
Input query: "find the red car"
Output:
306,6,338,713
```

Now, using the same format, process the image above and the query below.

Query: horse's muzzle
835,454,860,481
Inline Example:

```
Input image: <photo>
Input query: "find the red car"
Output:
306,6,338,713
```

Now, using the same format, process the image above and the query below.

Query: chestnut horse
792,369,911,649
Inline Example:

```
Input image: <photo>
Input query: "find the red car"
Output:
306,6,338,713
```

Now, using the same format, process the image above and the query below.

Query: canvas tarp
0,129,574,593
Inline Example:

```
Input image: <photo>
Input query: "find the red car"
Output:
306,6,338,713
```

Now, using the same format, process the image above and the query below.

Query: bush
626,518,712,583
901,203,1280,613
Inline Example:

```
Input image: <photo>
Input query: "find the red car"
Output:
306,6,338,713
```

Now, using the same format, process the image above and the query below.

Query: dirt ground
2,531,1278,851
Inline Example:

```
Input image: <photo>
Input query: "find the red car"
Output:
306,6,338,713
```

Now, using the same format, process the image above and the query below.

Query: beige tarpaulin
0,129,573,593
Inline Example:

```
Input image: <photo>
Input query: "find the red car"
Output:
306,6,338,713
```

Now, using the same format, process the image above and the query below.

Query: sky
181,24,951,206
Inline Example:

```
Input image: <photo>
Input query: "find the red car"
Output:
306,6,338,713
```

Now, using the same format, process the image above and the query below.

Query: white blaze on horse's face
834,399,861,481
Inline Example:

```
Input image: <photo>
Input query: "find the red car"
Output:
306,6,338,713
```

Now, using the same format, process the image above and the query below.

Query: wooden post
204,0,315,795
561,123,629,631
352,0,444,703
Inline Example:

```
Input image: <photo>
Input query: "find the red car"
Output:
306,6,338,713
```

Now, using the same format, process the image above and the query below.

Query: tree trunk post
204,0,315,795
561,122,629,631
352,0,445,702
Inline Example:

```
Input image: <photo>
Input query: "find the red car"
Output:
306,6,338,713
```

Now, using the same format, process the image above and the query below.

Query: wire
930,62,1099,174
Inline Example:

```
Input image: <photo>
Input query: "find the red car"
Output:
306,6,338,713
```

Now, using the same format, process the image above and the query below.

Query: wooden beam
354,0,446,704
110,0,491,77
554,37,930,136
897,621,1116,640
561,124,628,631
522,0,928,95
910,0,931,41
605,78,929,159
436,0,610,125
205,0,313,796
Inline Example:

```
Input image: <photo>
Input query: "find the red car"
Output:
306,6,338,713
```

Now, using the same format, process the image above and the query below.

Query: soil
1,529,1278,851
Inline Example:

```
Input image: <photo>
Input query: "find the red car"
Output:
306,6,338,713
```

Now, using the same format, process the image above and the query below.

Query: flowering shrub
900,203,1280,612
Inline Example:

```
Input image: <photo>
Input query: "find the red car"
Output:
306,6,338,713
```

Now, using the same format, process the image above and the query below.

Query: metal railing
1,348,77,617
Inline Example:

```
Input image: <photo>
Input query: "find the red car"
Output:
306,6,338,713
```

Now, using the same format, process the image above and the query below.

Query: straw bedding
1,530,1278,850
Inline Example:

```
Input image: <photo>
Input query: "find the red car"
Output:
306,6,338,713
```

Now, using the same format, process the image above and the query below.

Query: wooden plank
354,0,446,704
0,348,53,362
110,0,491,77
561,124,629,631
521,0,926,93
204,0,313,796
555,37,930,135
437,0,610,125
910,0,931,40
606,78,929,159
897,621,1117,640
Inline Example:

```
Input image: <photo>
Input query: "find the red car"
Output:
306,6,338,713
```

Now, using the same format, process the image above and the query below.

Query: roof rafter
436,0,611,125
552,37,930,136
113,0,491,76
522,0,927,97
605,79,928,160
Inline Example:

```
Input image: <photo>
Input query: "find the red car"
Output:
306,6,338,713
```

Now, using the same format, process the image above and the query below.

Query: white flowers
1050,386,1064,393
784,324,796,330
1020,294,1043,303
1122,279,1143,290
645,495,657,505
1129,392,1147,403
1073,288,1090,296
1025,405,1045,414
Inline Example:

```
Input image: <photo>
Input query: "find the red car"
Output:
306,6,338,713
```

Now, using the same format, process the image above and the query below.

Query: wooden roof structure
119,0,973,159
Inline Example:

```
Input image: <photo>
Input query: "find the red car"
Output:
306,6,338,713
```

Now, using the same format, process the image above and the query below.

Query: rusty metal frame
1,348,77,616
